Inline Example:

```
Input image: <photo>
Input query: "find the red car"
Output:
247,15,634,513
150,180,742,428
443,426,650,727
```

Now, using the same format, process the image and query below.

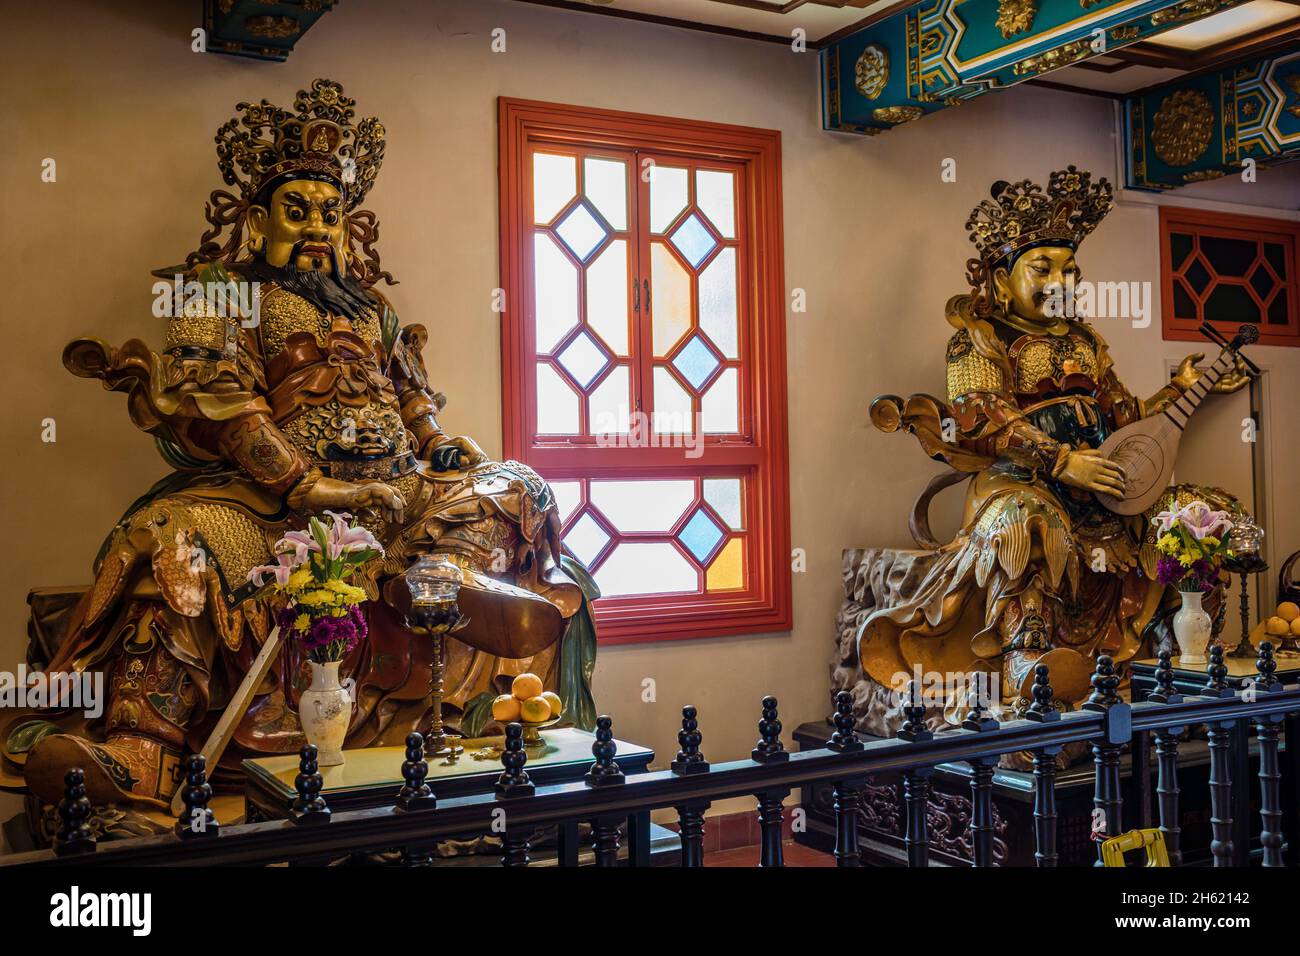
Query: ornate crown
965,166,1114,268
214,78,385,212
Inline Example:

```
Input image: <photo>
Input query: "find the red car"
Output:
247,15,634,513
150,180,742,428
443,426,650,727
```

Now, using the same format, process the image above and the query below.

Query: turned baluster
396,732,436,811
1150,652,1185,866
174,753,219,839
897,680,933,868
751,696,789,867
1203,646,1235,867
291,744,331,824
1082,655,1126,866
962,672,998,867
584,715,625,866
1254,642,1285,867
494,723,536,867
1024,664,1061,867
826,691,866,868
672,705,711,867
53,768,95,857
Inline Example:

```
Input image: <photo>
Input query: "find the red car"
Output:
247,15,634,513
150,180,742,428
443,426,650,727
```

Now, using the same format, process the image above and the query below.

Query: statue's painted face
247,179,347,273
992,245,1080,325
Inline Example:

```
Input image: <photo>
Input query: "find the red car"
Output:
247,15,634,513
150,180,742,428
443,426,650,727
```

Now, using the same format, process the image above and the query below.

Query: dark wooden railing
2,643,1297,868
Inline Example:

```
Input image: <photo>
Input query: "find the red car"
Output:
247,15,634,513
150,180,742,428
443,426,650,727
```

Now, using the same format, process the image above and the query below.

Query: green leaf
460,691,496,738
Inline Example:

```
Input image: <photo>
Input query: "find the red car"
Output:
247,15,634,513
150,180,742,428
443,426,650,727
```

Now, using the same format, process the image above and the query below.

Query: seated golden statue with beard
1,79,596,813
857,168,1247,746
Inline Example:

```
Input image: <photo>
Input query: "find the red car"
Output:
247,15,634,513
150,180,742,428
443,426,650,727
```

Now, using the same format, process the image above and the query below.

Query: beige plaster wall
1,0,1296,830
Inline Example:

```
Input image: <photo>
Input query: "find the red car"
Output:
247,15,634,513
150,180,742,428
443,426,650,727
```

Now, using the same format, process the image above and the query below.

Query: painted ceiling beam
821,0,1255,134
1124,47,1300,189
203,0,339,62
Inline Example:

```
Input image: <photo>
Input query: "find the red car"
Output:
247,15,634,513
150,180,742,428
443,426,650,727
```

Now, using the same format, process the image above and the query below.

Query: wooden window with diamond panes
1160,206,1300,347
499,99,791,644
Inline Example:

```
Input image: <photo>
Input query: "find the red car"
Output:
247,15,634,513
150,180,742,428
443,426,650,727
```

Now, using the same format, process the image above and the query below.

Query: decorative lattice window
1160,206,1300,347
499,99,791,644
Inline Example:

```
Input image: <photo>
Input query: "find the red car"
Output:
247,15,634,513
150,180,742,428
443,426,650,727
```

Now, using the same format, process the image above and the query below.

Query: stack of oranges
1263,601,1300,643
491,673,563,724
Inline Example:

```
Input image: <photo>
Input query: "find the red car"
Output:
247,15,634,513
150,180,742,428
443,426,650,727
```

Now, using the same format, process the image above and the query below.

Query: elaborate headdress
963,166,1113,313
182,78,394,286
216,77,385,211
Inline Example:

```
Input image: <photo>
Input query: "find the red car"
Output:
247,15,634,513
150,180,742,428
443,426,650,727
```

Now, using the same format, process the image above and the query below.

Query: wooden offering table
242,728,663,865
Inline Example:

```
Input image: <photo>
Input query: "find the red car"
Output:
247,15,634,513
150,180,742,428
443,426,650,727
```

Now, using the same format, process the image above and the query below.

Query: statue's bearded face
993,245,1080,325
247,179,347,274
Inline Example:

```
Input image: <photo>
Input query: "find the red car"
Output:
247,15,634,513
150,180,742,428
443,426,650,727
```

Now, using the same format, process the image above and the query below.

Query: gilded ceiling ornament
244,15,300,39
1151,0,1222,26
1152,89,1213,166
1183,169,1225,183
873,105,924,125
996,0,1038,39
854,44,890,100
1012,39,1092,76
1285,74,1300,118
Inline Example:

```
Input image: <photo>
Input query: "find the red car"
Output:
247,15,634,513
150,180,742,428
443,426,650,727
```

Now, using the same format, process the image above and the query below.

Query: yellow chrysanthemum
287,568,313,591
293,613,311,634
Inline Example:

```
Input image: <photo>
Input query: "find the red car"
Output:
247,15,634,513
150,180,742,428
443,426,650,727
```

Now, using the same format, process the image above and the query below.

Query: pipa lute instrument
1094,323,1258,516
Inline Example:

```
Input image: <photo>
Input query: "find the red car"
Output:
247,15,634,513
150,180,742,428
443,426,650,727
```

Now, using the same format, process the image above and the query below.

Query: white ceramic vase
1172,590,1212,665
300,660,351,767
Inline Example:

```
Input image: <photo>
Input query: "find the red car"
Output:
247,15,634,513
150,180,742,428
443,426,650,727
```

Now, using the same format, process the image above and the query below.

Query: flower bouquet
249,511,383,766
1152,500,1234,664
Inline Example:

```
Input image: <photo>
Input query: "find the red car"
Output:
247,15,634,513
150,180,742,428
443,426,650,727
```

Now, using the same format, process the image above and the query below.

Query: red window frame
498,98,791,645
1159,206,1300,347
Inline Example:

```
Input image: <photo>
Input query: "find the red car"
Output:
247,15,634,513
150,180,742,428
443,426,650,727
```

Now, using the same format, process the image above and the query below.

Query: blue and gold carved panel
823,0,1250,135
203,0,339,62
1125,50,1300,189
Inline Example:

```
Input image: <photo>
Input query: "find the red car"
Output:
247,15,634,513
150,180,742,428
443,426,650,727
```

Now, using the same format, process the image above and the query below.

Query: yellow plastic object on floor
1099,828,1170,867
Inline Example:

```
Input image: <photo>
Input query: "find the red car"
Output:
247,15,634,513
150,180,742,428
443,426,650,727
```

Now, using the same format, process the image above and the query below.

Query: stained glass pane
678,508,724,562
586,239,629,356
533,233,578,353
701,367,738,433
557,330,610,389
1184,257,1211,295
588,365,630,436
563,512,610,567
535,363,580,434
555,202,608,263
670,213,718,269
1173,280,1196,321
650,164,688,234
1169,232,1194,271
699,247,738,359
594,542,697,596
584,157,627,232
1205,283,1259,324
651,242,691,356
590,479,694,533
533,153,576,225
653,366,693,434
672,335,720,392
703,478,743,530
705,537,744,591
696,169,735,239
1267,289,1288,326
549,480,582,524
1200,235,1256,277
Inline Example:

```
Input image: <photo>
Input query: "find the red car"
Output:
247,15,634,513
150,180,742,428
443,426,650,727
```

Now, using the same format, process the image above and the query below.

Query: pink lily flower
248,550,295,587
324,510,383,559
1177,500,1233,541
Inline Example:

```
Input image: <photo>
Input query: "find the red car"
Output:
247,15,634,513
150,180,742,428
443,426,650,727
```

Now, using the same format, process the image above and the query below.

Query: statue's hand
1172,351,1249,394
1212,355,1251,394
1057,449,1126,497
428,436,488,472
297,475,406,525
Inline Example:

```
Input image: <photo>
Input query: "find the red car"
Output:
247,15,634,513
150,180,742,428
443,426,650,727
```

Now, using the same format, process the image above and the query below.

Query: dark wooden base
793,721,1281,867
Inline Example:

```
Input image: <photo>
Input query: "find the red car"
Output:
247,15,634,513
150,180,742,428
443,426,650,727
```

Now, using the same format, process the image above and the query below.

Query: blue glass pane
672,335,720,392
556,202,608,262
669,213,717,269
678,508,724,563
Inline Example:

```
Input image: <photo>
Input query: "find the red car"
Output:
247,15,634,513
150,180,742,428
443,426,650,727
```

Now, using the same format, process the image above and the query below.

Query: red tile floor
704,840,837,867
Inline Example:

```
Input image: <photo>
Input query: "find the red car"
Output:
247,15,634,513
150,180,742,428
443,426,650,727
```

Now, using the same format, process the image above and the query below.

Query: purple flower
1156,555,1185,587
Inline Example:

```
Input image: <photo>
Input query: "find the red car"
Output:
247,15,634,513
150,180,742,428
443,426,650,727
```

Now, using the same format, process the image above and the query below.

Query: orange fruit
491,694,521,722
540,691,563,719
1265,616,1289,636
520,696,551,723
1291,617,1300,637
1277,601,1299,622
511,672,543,701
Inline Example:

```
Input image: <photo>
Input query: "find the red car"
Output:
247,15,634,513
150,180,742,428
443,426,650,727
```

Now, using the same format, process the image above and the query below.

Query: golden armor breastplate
258,286,384,359
1009,332,1099,394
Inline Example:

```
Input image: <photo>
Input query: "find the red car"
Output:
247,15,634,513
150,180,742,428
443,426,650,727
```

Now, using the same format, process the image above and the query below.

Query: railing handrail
5,678,1297,868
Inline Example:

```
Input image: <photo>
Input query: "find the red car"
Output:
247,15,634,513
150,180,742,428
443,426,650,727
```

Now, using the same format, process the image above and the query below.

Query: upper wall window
1160,206,1300,346
498,99,792,645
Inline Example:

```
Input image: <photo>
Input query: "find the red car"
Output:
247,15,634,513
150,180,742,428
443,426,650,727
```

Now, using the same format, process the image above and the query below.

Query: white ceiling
515,0,898,43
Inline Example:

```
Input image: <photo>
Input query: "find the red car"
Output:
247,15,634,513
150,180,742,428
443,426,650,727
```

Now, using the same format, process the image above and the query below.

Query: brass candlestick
405,555,468,760
1225,514,1267,660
